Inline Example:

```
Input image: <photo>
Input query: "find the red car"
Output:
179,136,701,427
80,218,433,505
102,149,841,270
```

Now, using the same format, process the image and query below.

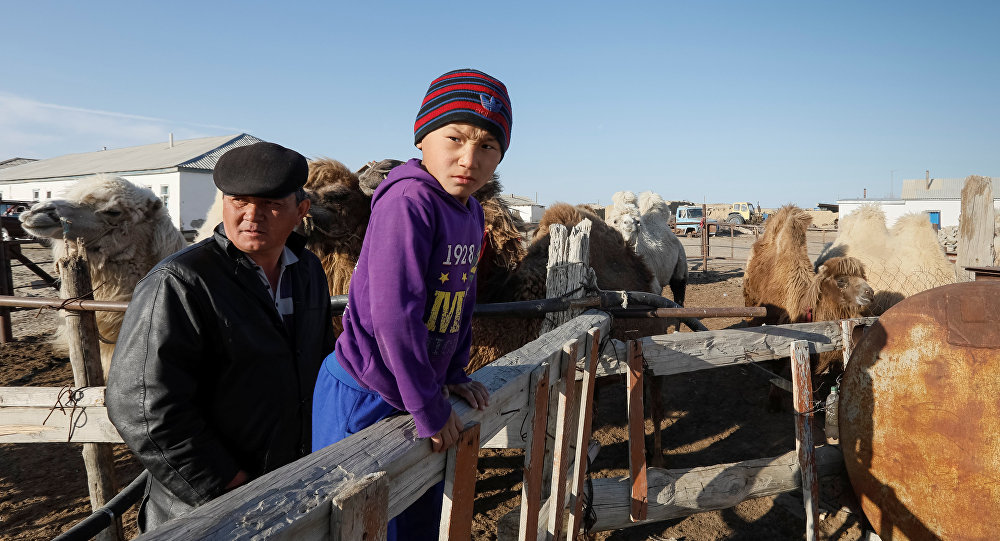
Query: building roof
0,158,37,170
500,193,541,206
900,177,1000,200
0,133,263,182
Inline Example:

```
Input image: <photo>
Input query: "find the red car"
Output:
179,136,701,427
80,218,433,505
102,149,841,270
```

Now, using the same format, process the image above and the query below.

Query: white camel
19,174,187,374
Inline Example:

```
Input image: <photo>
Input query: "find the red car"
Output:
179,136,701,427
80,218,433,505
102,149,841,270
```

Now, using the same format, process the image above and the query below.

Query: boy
312,69,512,538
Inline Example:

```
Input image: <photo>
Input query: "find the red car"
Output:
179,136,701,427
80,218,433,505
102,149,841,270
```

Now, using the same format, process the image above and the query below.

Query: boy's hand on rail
430,409,462,453
445,381,490,410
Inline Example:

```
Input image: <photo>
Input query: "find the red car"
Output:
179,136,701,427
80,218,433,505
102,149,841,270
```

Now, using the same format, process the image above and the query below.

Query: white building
0,133,263,235
838,176,1000,229
499,193,545,223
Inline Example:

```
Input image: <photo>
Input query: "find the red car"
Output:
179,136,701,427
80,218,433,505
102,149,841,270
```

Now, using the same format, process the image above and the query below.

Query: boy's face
416,123,502,205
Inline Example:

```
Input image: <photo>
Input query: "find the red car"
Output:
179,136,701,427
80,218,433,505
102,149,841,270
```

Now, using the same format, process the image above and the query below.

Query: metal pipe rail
0,291,746,324
51,470,149,541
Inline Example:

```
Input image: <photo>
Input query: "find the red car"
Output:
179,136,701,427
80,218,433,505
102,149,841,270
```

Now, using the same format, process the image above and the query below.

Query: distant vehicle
673,205,718,237
1,199,35,240
726,201,768,225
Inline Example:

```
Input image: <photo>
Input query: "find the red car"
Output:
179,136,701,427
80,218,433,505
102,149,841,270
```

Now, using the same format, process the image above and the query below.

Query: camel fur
816,204,956,314
744,205,874,329
606,190,687,304
19,174,187,375
467,203,665,371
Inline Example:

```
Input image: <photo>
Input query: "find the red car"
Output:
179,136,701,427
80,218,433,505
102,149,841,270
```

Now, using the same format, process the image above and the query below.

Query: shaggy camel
606,190,687,305
19,175,187,374
744,205,875,411
816,204,956,315
744,205,874,329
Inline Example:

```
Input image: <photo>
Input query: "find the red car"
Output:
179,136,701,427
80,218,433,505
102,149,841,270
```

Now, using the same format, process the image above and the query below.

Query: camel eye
100,209,123,218
836,277,849,289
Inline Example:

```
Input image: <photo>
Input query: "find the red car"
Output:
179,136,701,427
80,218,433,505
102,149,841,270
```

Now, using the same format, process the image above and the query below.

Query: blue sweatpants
313,352,444,541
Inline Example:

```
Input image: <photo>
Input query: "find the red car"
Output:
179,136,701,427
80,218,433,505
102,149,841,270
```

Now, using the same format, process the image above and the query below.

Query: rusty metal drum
841,281,1000,541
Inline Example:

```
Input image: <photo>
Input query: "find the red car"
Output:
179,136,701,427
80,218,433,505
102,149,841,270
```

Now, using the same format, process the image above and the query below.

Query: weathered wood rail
0,313,874,539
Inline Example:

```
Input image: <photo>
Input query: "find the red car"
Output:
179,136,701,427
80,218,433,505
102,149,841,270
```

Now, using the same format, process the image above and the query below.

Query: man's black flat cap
213,142,308,198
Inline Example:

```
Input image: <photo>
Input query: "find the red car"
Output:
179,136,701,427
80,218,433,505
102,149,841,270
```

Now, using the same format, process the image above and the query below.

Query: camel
19,174,187,374
744,205,874,330
743,205,875,410
816,204,956,314
606,190,687,305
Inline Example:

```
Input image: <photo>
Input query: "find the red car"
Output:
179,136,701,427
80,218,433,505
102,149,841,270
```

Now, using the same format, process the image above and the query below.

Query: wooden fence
1,222,873,540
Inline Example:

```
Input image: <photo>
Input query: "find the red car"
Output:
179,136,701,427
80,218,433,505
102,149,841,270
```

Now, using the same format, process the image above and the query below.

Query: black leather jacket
106,227,335,531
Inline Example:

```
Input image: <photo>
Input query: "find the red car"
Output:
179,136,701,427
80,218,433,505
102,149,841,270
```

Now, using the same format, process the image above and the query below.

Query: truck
726,201,767,225
672,205,718,237
0,199,33,240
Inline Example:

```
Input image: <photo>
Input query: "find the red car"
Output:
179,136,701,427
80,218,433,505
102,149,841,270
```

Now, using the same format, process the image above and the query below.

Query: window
160,185,169,207
46,191,51,198
32,189,39,200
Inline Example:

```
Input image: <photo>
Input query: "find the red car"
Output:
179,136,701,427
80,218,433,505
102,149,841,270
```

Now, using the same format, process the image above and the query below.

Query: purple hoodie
335,159,484,437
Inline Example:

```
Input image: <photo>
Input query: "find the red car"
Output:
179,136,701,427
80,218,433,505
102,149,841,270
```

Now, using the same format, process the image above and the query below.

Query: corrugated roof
0,158,37,170
0,133,263,182
500,194,540,206
901,177,1000,200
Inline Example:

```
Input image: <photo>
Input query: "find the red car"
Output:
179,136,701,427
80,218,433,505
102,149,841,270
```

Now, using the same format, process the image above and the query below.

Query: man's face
416,123,503,205
222,193,309,259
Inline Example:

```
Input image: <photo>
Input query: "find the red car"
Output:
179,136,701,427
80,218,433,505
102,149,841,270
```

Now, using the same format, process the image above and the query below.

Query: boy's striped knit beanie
414,68,512,156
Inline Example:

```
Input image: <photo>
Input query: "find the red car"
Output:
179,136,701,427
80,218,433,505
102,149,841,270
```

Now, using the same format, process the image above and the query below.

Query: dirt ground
0,234,871,540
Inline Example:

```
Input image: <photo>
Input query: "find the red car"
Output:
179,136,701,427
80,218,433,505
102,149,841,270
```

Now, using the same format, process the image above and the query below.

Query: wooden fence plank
626,340,647,522
439,423,481,541
595,318,878,378
0,387,122,443
331,471,388,541
546,340,579,540
577,446,845,533
566,327,600,540
518,363,554,541
137,311,611,541
791,340,819,541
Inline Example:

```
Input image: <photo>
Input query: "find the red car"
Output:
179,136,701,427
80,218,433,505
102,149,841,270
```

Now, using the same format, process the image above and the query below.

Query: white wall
511,204,545,223
838,199,965,228
122,172,181,229
1,170,205,231
177,171,217,232
1,179,79,201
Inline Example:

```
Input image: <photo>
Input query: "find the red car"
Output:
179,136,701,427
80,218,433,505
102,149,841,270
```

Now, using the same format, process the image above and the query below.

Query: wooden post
957,175,995,282
546,340,579,540
541,220,592,334
566,328,600,540
730,223,734,259
439,423,481,541
59,238,123,541
518,365,552,541
840,319,866,369
330,471,389,541
701,203,709,272
0,237,12,343
627,340,648,522
790,340,819,541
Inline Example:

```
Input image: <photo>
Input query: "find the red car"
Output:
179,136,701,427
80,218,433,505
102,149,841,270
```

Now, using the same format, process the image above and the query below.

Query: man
107,142,335,531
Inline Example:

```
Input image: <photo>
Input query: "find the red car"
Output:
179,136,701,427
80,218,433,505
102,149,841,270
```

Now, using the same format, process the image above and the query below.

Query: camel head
813,256,874,318
303,159,371,251
20,175,168,253
606,203,641,247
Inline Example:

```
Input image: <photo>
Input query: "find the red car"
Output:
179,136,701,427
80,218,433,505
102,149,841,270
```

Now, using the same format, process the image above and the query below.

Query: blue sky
2,1,998,208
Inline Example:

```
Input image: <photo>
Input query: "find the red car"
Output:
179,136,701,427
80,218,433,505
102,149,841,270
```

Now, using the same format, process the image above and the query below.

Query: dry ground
1,233,871,540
